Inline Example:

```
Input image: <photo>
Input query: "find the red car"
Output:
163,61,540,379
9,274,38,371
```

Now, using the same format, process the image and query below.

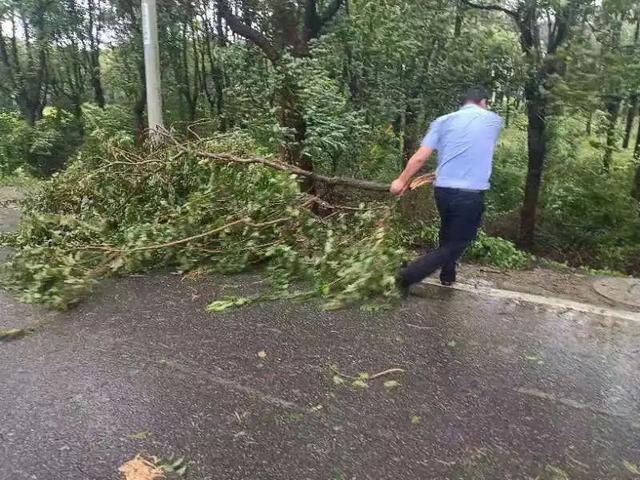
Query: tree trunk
586,110,593,136
277,81,312,193
623,93,638,149
505,95,511,128
633,118,640,201
21,100,42,126
134,60,146,144
87,0,105,107
603,96,620,172
454,2,464,37
89,49,105,107
633,164,640,201
519,87,546,249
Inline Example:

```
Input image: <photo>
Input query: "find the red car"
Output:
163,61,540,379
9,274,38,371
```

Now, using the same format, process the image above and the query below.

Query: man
390,86,504,294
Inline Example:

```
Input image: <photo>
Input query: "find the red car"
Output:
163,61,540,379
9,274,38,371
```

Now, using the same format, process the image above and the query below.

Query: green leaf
352,379,369,389
207,296,252,312
0,328,34,342
624,461,640,475
332,374,345,385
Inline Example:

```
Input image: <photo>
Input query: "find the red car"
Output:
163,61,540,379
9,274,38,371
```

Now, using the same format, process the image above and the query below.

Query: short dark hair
463,86,490,105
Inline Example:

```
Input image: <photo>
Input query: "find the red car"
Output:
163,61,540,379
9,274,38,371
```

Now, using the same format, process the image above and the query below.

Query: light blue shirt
421,104,504,191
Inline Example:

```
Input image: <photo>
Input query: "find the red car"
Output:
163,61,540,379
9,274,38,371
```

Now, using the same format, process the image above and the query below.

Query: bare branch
216,0,279,64
192,150,391,192
460,0,520,21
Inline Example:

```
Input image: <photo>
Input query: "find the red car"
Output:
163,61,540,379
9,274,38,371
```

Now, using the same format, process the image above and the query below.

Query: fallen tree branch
79,217,289,256
190,150,392,192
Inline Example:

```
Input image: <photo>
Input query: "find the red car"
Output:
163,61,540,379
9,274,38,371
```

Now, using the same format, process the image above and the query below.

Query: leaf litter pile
0,132,408,310
119,456,165,480
119,455,187,480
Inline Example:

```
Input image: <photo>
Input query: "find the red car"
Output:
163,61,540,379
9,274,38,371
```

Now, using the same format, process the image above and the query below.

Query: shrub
0,109,83,176
408,223,530,270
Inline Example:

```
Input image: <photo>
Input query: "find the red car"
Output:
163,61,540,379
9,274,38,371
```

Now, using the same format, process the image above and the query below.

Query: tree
0,0,52,125
216,0,346,193
462,0,590,248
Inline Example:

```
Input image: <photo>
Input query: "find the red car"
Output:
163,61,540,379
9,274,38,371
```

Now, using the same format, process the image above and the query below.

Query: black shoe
395,276,409,299
440,270,456,287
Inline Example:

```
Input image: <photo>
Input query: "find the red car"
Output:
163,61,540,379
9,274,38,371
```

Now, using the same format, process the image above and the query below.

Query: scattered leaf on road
332,374,345,385
383,380,400,390
411,416,422,425
127,431,150,440
352,379,369,389
257,350,267,359
624,460,640,475
447,340,457,348
154,455,188,477
0,328,34,342
545,465,569,480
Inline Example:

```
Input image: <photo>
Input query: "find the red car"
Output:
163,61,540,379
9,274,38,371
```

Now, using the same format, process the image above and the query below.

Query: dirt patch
0,185,26,233
0,185,28,205
457,263,640,313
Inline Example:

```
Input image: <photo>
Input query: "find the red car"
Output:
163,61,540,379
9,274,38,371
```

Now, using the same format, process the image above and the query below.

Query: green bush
467,231,531,269
1,133,406,309
408,223,530,270
487,126,527,215
0,108,83,176
0,112,27,175
540,115,640,272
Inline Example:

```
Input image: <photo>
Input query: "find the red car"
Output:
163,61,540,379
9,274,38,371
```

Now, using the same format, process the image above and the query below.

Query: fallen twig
369,368,406,380
188,149,392,192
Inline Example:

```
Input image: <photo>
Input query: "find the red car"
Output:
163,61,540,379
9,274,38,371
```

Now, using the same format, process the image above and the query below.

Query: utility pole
141,0,164,141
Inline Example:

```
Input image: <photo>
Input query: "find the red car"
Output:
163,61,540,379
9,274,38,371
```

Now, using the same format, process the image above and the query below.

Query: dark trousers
400,187,485,287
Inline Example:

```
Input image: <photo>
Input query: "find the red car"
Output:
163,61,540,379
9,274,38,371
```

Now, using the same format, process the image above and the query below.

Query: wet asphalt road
1,273,639,480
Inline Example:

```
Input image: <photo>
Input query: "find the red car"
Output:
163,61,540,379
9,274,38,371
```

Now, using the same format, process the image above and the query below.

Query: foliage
1,0,640,282
408,223,531,270
0,109,83,176
0,134,405,309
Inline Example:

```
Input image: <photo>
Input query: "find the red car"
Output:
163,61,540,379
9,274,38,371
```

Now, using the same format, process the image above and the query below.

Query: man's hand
390,178,408,197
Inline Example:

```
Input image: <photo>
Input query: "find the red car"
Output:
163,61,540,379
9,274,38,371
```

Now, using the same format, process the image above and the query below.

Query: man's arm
390,117,441,197
389,146,434,196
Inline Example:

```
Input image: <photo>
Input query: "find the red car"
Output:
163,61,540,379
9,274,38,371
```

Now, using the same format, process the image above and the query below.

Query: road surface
1,187,639,480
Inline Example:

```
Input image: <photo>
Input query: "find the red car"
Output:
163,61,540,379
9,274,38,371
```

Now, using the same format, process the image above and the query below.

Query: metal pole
141,0,164,141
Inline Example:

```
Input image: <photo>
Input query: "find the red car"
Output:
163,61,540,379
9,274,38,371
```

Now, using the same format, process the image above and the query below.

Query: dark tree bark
454,2,464,37
87,0,106,107
603,95,621,172
200,5,227,129
520,80,546,248
634,118,640,201
623,93,638,149
504,95,511,127
134,58,146,145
